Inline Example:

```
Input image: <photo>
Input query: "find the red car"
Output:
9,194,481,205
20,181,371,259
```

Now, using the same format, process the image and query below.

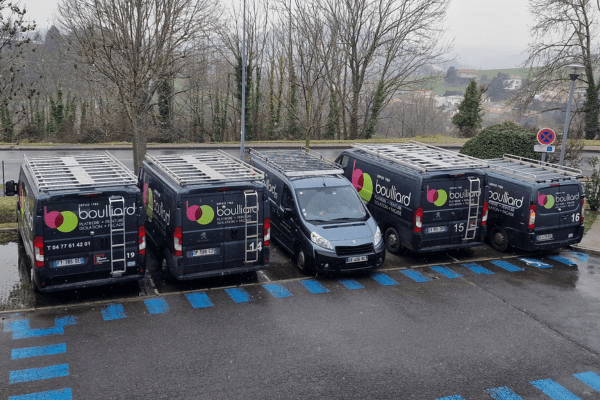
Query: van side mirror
283,207,294,219
4,180,15,196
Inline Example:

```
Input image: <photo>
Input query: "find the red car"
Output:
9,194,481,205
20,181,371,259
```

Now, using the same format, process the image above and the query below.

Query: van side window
339,155,349,168
282,186,293,209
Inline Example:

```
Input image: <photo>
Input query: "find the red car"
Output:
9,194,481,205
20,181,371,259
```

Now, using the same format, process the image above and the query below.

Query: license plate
537,234,553,241
346,255,368,263
53,258,84,267
190,248,217,257
426,226,448,233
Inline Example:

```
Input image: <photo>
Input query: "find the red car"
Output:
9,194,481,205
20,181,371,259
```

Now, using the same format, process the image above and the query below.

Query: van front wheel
489,226,509,252
295,247,312,274
385,227,401,255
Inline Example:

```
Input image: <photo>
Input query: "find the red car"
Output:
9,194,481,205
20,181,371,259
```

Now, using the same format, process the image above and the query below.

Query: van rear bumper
509,226,584,252
168,251,269,281
39,273,143,293
174,263,267,280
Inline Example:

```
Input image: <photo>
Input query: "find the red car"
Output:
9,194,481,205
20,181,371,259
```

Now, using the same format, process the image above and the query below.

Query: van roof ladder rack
24,151,137,192
487,154,582,183
145,150,264,186
352,141,489,172
249,147,344,177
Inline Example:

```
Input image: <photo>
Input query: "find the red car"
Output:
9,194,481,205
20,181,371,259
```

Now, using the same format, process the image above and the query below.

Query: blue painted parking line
5,319,30,332
546,255,577,266
225,287,253,303
436,396,465,400
568,251,589,262
338,279,364,290
9,388,72,400
12,317,77,340
102,304,126,321
301,279,331,294
490,260,523,272
460,263,494,275
185,292,214,308
430,266,462,279
10,364,69,384
263,283,293,298
484,386,524,399
144,297,170,314
371,273,399,286
530,379,581,399
574,371,600,392
517,258,553,268
400,269,431,283
11,344,67,360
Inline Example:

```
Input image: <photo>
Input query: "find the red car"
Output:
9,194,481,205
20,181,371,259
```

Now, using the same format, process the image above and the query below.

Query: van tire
30,267,40,293
384,227,401,255
295,247,312,274
160,258,175,282
489,226,509,252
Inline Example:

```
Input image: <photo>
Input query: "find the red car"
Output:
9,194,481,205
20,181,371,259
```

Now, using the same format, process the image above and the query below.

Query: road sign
534,145,555,153
537,128,556,145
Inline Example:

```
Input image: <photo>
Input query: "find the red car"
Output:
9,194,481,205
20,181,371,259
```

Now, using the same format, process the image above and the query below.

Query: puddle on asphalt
0,241,36,311
575,263,600,300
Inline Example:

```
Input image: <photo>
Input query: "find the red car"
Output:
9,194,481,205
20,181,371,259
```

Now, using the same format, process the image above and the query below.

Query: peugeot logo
352,240,356,244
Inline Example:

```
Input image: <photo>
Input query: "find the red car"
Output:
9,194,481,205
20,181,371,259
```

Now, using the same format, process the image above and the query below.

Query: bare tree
57,0,220,170
517,0,600,139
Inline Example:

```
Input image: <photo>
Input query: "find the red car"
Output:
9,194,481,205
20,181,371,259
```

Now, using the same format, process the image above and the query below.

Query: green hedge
459,122,540,160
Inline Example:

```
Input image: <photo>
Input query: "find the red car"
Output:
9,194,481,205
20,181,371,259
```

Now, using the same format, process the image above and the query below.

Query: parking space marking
567,251,589,262
484,386,524,399
11,317,77,340
185,292,214,308
370,273,399,286
11,344,67,360
9,364,69,384
144,297,170,314
490,260,523,272
430,266,462,279
224,287,253,303
574,371,600,392
263,283,293,298
517,258,553,268
460,263,494,275
338,279,365,290
102,304,126,321
5,320,30,332
300,279,331,294
546,255,577,266
400,269,431,283
8,388,73,400
436,396,465,400
530,379,581,399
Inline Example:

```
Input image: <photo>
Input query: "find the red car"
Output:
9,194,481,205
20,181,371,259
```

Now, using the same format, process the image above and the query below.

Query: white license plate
53,258,84,267
346,255,368,263
536,234,553,241
426,226,448,233
190,248,217,257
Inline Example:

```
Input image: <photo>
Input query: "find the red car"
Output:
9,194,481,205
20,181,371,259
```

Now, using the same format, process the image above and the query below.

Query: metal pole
559,76,577,166
2,160,4,196
240,0,246,161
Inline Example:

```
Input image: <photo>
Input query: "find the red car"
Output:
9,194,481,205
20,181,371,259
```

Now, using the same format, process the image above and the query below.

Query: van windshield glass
296,186,367,222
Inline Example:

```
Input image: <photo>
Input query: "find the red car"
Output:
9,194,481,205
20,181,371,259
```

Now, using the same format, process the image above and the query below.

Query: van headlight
310,232,333,250
374,226,382,246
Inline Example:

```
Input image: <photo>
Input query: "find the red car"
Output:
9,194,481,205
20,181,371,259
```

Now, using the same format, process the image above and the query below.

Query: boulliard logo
44,206,78,232
186,202,215,225
538,193,555,209
352,160,373,202
427,186,447,207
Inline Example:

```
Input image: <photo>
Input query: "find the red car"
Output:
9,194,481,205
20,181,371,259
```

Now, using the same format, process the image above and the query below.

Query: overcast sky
20,0,533,69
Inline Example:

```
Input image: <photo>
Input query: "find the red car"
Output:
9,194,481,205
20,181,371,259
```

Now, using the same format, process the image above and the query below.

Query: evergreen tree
324,90,340,139
1,103,13,140
452,80,486,137
364,80,385,139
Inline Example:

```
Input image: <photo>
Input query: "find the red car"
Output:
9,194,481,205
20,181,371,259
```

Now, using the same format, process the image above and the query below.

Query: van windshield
295,186,367,223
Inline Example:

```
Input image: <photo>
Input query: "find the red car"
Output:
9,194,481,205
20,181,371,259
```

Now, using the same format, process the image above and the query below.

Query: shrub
584,156,600,211
459,122,540,159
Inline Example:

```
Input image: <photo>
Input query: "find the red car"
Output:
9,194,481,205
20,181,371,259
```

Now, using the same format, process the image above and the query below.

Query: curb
569,244,600,256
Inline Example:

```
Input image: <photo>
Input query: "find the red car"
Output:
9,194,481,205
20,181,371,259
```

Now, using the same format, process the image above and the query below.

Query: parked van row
4,142,585,293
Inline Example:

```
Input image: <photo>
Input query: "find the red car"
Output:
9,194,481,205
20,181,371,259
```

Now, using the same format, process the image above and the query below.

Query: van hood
308,220,376,243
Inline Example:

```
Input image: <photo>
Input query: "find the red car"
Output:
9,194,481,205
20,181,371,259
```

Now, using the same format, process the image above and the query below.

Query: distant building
504,74,523,90
456,69,478,80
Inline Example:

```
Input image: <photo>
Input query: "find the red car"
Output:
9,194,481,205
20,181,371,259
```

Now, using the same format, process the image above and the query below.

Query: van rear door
449,175,484,243
536,186,560,231
182,193,224,273
421,178,455,247
556,183,583,226
222,190,264,267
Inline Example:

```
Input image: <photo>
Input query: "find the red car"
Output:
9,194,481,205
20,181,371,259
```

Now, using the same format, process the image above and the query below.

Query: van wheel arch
294,244,313,275
30,267,41,293
160,256,175,282
489,226,509,252
384,226,401,255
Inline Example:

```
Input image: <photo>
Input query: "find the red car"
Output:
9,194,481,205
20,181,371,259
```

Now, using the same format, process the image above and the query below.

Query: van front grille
336,244,373,256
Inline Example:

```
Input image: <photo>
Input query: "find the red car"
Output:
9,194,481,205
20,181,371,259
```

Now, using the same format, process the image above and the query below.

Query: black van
139,151,269,281
336,142,489,254
249,147,385,274
485,154,584,252
5,152,146,292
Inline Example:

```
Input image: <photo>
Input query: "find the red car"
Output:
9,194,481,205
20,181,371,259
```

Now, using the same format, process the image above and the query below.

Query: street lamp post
240,0,246,160
559,64,584,166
